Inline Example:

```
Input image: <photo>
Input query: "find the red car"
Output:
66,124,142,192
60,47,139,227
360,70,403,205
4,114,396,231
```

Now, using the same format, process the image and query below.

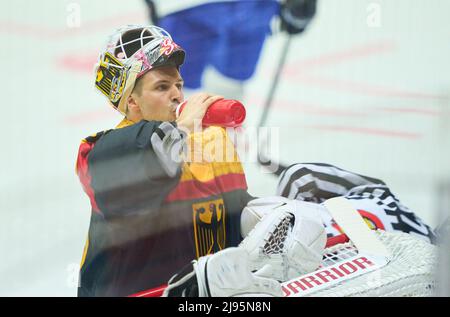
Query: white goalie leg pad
195,247,283,297
239,201,327,282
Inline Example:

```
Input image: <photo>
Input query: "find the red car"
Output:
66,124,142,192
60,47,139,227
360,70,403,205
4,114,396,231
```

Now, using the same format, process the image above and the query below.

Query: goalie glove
241,196,332,238
239,199,327,282
163,247,283,297
280,0,317,35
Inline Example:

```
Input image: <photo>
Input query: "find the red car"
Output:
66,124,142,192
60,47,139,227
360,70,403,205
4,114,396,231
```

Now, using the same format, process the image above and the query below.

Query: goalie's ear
240,196,291,238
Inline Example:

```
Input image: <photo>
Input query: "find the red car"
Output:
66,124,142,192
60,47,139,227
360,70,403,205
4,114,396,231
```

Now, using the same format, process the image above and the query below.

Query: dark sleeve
88,120,184,219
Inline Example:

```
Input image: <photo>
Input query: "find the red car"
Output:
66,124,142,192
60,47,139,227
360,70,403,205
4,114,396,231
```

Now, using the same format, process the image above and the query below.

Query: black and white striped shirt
276,163,436,243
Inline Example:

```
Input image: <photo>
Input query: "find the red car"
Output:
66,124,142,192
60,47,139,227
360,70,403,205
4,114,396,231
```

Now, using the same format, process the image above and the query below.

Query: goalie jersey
75,118,252,297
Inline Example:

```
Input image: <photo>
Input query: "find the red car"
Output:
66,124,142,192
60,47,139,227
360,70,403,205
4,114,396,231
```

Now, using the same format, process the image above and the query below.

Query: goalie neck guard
94,24,185,115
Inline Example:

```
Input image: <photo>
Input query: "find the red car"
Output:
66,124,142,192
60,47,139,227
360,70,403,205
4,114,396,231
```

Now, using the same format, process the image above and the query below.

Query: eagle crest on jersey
192,199,226,258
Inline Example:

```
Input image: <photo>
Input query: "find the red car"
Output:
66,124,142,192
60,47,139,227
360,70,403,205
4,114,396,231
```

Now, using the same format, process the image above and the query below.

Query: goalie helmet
94,24,185,115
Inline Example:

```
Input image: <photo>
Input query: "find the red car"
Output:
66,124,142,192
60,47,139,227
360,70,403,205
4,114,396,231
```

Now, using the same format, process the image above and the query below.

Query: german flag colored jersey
76,118,253,297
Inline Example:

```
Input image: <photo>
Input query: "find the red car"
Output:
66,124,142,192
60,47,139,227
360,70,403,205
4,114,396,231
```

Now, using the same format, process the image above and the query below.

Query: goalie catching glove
240,197,327,282
162,247,282,297
164,197,326,296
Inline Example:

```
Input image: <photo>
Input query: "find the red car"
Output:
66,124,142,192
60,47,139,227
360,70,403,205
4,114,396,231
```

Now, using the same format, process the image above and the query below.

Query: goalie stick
257,35,292,177
323,197,390,258
144,0,159,25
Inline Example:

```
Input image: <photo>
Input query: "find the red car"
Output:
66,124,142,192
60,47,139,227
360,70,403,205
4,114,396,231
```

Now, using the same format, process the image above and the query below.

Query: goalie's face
127,66,184,122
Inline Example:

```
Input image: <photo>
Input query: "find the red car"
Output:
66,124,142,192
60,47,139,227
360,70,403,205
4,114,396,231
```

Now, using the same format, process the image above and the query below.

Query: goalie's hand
280,0,317,35
163,248,283,297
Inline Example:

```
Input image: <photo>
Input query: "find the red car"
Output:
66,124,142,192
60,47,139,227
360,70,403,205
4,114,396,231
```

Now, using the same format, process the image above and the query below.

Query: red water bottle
176,99,246,128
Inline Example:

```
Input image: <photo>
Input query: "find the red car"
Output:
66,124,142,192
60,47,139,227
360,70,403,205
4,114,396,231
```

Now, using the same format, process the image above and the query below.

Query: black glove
280,0,317,35
163,261,199,297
